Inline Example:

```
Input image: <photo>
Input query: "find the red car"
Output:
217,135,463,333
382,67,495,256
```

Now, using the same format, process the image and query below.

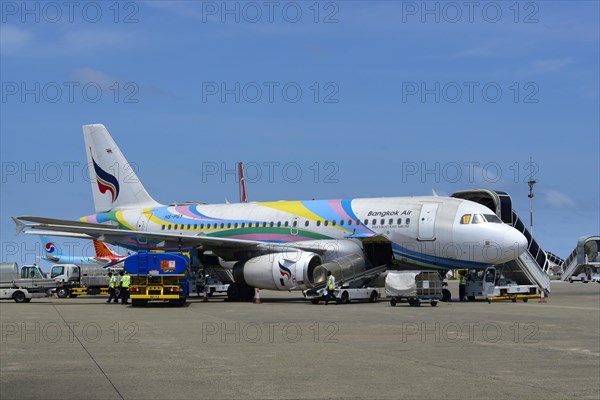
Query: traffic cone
254,288,262,304
538,288,546,303
202,291,208,302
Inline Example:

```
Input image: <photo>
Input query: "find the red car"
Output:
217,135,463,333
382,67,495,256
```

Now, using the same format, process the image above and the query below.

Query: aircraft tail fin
83,124,162,213
93,240,117,259
40,235,61,261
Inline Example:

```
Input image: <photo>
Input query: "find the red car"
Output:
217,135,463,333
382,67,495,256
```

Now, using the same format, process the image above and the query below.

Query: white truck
0,263,55,295
50,264,117,298
464,266,538,301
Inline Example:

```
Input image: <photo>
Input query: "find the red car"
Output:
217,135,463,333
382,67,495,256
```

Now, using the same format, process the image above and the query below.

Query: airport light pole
527,175,537,236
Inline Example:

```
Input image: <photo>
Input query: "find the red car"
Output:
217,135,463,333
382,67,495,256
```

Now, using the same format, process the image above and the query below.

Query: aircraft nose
503,229,528,259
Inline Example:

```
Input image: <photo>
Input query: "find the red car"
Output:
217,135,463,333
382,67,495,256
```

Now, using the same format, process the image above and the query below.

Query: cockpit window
483,214,502,223
471,214,485,224
460,214,471,224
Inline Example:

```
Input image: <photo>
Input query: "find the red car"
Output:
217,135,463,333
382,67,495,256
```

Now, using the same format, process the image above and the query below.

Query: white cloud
0,26,32,55
517,58,577,76
541,189,577,208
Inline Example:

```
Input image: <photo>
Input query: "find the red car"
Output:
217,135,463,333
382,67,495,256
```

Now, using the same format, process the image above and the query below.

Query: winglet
12,217,26,235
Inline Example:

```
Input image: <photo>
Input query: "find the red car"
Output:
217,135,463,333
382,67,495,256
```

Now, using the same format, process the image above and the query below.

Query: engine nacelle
312,253,367,284
233,251,323,291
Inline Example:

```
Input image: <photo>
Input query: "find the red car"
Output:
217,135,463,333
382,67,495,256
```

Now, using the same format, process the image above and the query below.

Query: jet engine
233,251,323,291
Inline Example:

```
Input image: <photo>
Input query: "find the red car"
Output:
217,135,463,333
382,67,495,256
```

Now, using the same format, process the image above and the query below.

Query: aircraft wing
14,216,336,260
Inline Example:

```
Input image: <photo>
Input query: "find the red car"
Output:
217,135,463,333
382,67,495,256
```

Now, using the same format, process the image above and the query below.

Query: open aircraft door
418,203,438,241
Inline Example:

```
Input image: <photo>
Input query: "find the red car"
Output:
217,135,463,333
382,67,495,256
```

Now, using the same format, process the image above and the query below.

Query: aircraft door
291,217,299,236
136,211,151,245
418,203,439,241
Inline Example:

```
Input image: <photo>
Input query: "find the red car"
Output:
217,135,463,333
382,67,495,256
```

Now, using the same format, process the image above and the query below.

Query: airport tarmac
1,281,598,400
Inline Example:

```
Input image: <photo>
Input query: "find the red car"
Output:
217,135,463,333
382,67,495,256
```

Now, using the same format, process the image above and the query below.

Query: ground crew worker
325,271,338,305
459,271,467,301
120,270,131,305
106,272,119,303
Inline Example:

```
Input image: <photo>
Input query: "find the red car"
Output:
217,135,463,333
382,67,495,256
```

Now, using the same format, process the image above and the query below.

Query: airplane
14,124,528,301
38,235,127,265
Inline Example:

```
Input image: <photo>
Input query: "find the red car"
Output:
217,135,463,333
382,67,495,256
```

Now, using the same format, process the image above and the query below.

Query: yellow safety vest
459,277,466,286
121,275,131,288
327,275,335,290
109,276,118,288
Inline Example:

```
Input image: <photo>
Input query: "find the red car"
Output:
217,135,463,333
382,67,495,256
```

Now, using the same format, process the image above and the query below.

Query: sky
1,1,598,269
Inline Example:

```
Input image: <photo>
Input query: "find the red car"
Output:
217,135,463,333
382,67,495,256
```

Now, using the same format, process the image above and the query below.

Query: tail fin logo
45,243,56,253
92,156,120,203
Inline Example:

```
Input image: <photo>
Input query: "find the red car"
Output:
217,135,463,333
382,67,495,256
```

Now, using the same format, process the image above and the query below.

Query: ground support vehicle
0,263,55,296
126,252,190,307
386,271,443,307
305,287,380,304
49,264,118,298
463,266,538,301
0,288,34,303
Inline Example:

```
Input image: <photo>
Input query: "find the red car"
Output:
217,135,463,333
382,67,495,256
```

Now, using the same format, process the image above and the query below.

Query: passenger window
460,214,472,224
263,222,267,227
348,220,353,226
324,221,329,226
194,224,198,229
339,220,344,226
381,219,385,225
200,224,204,229
332,220,336,226
174,224,178,230
241,223,245,228
220,223,224,229
162,225,165,230
397,218,402,224
317,221,321,227
372,219,377,225
364,219,369,226
406,218,410,224
284,221,289,227
187,224,191,230
292,221,297,227
305,221,309,227
277,221,281,227
389,218,393,225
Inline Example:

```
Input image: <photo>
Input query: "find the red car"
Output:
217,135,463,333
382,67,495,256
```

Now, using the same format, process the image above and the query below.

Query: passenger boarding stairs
561,236,600,281
452,190,551,291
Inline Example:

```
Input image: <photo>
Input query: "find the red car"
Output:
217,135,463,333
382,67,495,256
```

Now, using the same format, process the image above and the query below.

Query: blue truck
125,252,190,307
